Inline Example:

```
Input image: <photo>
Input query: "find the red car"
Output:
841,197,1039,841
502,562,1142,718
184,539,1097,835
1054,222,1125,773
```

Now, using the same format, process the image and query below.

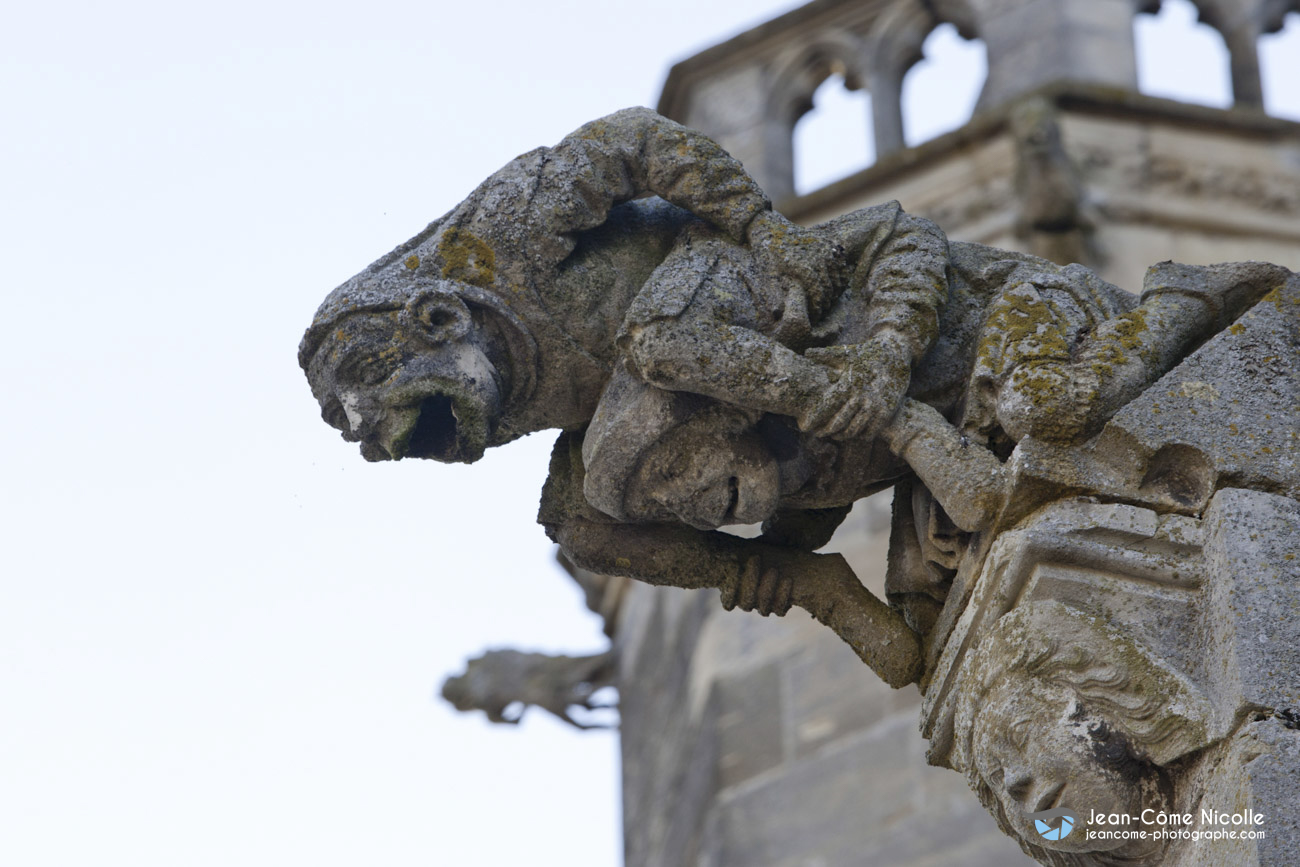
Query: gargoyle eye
421,308,456,328
1010,718,1033,750
403,290,472,344
357,359,391,385
338,355,392,386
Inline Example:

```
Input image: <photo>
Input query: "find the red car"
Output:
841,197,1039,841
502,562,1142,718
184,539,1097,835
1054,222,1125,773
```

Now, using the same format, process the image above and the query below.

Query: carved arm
880,399,1010,532
554,517,922,688
446,107,774,276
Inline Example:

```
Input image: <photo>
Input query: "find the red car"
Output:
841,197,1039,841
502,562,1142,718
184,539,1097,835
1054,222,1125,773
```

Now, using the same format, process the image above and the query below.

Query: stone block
705,716,1032,866
714,661,785,790
1100,273,1300,503
1062,0,1140,34
784,631,918,760
1203,488,1300,714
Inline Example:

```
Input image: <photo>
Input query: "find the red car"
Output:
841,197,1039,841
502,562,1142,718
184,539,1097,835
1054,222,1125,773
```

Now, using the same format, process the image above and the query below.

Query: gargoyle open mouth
381,390,490,463
405,394,459,460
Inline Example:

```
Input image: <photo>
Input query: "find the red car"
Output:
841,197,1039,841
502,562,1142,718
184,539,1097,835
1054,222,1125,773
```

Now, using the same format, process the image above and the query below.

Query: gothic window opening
900,23,986,148
793,72,874,196
1134,0,1232,108
1260,12,1300,120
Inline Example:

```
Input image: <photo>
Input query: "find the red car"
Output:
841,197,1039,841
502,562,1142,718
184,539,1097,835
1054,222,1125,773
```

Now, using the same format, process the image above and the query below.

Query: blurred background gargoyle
441,648,616,730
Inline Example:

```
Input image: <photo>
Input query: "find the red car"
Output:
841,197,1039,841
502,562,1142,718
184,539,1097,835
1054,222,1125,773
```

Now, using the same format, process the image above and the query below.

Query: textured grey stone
713,661,784,789
1203,488,1300,720
784,636,913,760
1100,272,1300,504
301,67,1300,865
929,487,1299,864
705,715,1029,867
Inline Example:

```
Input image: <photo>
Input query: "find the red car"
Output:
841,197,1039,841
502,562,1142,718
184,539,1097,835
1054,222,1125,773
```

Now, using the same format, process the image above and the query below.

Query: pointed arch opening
1134,0,1232,108
792,71,875,196
900,23,986,148
1260,12,1300,120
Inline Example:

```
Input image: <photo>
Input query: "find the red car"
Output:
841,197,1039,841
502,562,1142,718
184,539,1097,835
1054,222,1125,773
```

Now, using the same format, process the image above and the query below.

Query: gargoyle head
300,276,536,464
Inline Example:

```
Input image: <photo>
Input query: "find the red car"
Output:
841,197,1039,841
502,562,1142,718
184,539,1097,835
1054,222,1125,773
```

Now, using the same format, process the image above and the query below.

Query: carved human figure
571,213,1282,538
300,106,1273,514
952,603,1213,866
302,107,1300,867
560,254,1284,637
301,107,1287,686
299,107,947,468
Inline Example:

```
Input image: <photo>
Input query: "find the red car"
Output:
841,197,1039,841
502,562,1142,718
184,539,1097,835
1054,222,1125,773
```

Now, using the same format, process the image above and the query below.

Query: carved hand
799,331,912,440
746,209,846,321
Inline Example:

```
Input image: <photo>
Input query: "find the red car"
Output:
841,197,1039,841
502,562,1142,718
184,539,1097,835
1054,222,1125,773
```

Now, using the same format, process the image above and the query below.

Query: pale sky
2,1,1297,865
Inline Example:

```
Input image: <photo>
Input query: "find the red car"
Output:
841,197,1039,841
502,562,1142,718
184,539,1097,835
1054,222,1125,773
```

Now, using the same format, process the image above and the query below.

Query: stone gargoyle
302,108,1300,865
300,107,1285,685
441,649,615,730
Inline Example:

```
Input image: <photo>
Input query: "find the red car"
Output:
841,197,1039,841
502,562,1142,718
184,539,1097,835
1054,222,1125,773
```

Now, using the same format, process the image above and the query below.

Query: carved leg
997,261,1291,443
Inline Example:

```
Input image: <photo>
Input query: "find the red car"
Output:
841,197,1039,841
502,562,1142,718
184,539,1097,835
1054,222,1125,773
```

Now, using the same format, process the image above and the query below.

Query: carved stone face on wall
580,363,906,527
970,678,1148,853
951,601,1215,863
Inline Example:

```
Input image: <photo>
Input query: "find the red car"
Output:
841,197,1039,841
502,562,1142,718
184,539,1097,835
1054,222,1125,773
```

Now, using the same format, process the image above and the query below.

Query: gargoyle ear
402,290,473,344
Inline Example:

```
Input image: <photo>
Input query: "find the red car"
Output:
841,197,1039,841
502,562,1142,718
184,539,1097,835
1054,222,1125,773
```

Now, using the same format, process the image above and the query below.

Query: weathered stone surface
1099,273,1300,504
920,485,1299,864
617,585,719,867
1202,488,1300,722
303,90,1300,866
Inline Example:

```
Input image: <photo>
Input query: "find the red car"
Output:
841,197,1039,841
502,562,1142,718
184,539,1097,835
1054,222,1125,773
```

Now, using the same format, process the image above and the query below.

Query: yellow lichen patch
976,287,1071,373
1111,307,1148,351
404,255,420,271
577,119,610,142
1261,286,1287,312
1228,322,1246,336
615,557,631,569
438,226,497,287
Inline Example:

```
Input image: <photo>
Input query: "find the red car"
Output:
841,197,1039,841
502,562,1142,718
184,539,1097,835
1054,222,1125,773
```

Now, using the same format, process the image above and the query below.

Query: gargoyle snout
376,347,503,464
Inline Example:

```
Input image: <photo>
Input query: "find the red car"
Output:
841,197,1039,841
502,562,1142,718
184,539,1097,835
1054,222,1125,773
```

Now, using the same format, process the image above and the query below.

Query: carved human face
971,680,1146,853
306,289,503,463
621,417,781,530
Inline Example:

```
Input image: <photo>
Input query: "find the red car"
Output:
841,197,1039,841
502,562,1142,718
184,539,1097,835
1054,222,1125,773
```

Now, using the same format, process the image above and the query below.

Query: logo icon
1027,807,1078,841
